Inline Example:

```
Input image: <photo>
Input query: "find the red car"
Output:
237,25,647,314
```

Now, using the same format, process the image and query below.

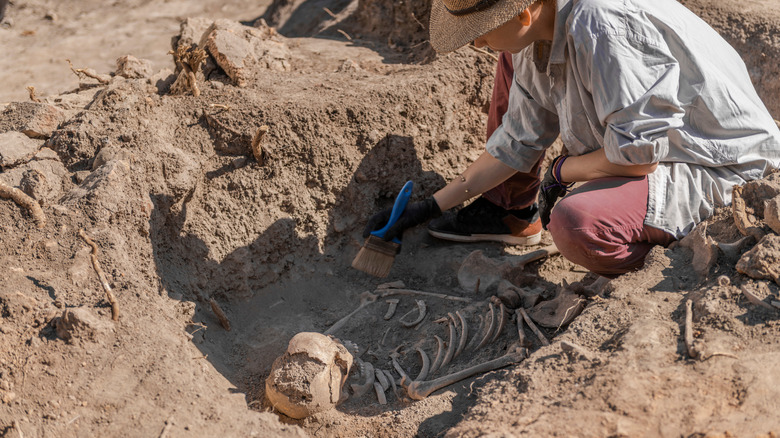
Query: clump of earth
1,0,780,436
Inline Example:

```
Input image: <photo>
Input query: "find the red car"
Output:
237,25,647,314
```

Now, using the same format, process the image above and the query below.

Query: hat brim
429,0,533,54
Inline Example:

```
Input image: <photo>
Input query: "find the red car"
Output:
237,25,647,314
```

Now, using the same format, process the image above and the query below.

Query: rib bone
454,311,468,359
324,291,378,335
406,348,527,400
440,317,457,370
414,347,431,381
374,382,387,405
490,303,507,343
390,350,409,381
384,299,400,320
429,335,445,375
476,302,496,350
400,300,427,328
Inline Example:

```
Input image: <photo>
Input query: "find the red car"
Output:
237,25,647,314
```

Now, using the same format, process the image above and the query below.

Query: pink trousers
484,52,675,277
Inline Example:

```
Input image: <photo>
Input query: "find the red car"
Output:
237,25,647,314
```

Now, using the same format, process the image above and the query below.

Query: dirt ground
1,0,780,437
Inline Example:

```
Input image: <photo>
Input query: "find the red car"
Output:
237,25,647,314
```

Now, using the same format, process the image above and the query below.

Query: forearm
559,148,657,182
432,151,517,211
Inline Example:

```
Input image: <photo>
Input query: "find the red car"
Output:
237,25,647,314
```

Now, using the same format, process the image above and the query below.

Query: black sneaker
427,197,542,245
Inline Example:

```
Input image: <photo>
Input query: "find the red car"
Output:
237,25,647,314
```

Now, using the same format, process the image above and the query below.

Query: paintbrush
352,180,414,278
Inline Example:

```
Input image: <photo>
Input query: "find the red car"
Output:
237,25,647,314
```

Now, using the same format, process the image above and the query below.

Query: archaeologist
363,0,780,277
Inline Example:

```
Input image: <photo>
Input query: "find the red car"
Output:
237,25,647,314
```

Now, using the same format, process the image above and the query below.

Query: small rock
20,168,50,201
736,234,780,285
2,391,16,404
204,24,253,87
0,131,43,167
765,195,780,235
33,147,59,161
149,68,175,94
115,55,153,79
0,102,65,139
92,147,133,170
54,307,115,343
337,59,362,73
73,170,91,184
679,222,718,277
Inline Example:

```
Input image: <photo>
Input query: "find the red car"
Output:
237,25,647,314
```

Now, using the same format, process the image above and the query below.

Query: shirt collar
549,0,573,67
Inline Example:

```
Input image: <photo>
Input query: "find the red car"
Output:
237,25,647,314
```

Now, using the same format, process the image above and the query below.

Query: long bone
406,348,528,400
414,347,431,381
475,302,497,350
429,335,445,375
517,307,549,346
454,311,468,359
324,291,378,335
380,289,472,303
514,310,531,347
490,303,507,343
440,316,458,370
400,300,427,328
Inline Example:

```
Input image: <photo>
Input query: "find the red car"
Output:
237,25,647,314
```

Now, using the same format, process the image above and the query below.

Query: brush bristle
352,236,400,278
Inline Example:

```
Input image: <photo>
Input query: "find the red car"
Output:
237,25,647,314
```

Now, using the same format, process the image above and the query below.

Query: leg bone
406,348,527,400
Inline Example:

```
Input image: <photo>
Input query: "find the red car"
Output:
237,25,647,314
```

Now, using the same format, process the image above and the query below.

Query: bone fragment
440,316,458,370
740,285,776,310
506,244,559,269
429,335,445,375
414,347,431,381
377,280,406,289
383,369,399,399
732,185,766,241
350,362,375,398
490,303,507,343
406,348,527,400
375,369,390,391
400,300,427,328
454,311,468,359
476,302,496,350
518,307,549,346
0,180,45,229
684,299,699,359
374,382,387,405
390,350,409,381
717,236,753,259
515,311,531,347
324,291,377,335
380,289,471,303
384,299,400,320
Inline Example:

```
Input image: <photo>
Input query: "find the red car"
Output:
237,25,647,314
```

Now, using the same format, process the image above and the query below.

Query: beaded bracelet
552,155,574,191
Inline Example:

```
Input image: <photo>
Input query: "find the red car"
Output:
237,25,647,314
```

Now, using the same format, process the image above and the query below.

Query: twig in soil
209,298,231,331
12,420,23,438
251,125,269,166
467,45,499,62
0,180,46,228
739,285,776,310
66,415,80,425
78,229,119,321
336,29,352,41
66,59,110,84
410,11,426,30
26,86,41,102
159,416,174,438
517,307,549,346
379,288,471,303
704,352,739,360
684,299,699,359
322,7,337,18
192,354,209,360
169,45,207,97
187,320,207,335
208,103,230,111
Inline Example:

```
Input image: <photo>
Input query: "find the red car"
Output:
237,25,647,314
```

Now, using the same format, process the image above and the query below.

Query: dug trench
1,0,780,437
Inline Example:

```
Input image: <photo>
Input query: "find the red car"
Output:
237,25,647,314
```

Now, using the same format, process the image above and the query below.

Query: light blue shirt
486,0,780,238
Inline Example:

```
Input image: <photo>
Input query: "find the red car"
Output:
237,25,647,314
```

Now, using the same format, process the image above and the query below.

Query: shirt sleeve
485,73,560,173
572,30,686,166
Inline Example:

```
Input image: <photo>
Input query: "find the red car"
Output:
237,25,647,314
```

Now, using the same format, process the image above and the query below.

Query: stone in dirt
764,195,780,234
115,55,153,79
736,234,780,285
679,222,719,277
54,307,115,343
265,332,353,419
0,102,65,139
0,131,43,168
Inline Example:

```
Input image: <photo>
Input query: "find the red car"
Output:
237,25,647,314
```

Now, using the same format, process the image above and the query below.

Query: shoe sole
428,229,542,246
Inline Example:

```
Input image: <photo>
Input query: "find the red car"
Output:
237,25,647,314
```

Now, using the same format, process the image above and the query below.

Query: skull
265,332,354,419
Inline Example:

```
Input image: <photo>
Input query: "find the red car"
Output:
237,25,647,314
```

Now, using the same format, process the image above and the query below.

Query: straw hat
429,0,534,53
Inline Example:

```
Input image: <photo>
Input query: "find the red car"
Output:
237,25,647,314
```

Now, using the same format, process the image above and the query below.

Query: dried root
684,299,698,359
0,180,46,228
78,229,119,321
169,45,207,97
209,298,231,331
26,86,41,102
251,125,269,166
66,59,110,84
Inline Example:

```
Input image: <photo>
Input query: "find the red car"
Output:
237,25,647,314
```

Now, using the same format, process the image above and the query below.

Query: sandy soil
1,0,780,437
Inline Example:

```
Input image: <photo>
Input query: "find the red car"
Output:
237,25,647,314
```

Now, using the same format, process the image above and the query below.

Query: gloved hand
363,196,442,241
538,155,572,230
